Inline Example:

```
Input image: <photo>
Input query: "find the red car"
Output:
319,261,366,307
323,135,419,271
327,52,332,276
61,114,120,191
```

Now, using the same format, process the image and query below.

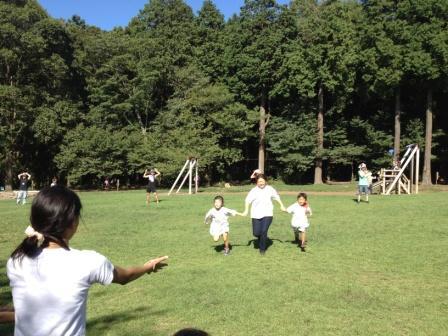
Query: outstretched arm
0,306,14,324
112,256,168,285
276,198,286,212
242,202,250,217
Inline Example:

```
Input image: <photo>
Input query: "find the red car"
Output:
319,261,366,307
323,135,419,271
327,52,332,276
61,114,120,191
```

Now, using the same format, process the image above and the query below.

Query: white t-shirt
7,248,114,336
286,203,312,229
245,185,280,219
205,207,236,236
148,175,155,183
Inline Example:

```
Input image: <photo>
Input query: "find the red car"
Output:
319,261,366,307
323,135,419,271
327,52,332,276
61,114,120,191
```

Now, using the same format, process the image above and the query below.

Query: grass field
1,188,447,335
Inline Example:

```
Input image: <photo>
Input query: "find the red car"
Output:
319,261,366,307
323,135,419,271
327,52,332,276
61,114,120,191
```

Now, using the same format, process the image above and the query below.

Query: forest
0,0,447,189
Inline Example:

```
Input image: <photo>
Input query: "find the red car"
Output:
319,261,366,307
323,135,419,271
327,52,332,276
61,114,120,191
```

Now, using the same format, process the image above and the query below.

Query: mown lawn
1,189,447,335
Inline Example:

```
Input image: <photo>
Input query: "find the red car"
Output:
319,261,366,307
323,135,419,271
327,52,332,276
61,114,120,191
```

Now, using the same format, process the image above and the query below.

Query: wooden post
188,160,193,195
416,146,420,194
177,160,194,194
169,159,189,195
410,157,414,194
195,159,199,194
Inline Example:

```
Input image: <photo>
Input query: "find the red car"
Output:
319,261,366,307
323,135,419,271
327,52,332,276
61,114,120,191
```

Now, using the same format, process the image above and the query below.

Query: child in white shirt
286,192,312,252
7,186,168,336
204,196,243,255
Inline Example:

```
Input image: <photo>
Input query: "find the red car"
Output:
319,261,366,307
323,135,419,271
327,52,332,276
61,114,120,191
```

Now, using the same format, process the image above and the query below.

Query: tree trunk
258,92,269,173
314,84,324,184
5,157,13,191
422,87,433,185
394,87,401,160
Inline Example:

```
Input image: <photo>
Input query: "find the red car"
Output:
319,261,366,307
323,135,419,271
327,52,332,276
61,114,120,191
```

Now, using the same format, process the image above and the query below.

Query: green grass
1,189,447,335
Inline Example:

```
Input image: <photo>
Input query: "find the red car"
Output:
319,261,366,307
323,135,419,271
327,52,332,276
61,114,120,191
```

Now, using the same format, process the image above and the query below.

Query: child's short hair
297,192,308,200
214,195,224,204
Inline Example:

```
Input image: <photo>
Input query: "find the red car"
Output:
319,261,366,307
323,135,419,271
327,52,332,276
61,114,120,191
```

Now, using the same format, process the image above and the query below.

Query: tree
360,0,412,162
222,0,293,173
194,0,225,81
401,0,448,185
286,0,361,183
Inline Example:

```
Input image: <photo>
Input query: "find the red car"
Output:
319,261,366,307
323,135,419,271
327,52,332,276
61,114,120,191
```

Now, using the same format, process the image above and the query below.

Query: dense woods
1,0,447,189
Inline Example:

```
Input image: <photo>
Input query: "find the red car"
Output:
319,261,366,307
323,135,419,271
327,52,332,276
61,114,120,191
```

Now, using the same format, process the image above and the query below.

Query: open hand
145,256,169,273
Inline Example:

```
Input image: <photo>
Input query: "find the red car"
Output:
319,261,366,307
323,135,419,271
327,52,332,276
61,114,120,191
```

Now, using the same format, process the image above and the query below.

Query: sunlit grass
1,189,447,335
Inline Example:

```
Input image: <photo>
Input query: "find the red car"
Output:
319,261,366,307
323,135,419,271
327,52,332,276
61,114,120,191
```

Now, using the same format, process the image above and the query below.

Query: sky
38,0,290,31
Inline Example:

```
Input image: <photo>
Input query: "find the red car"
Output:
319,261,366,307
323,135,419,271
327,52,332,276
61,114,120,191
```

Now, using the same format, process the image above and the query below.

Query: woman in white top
7,186,168,336
242,174,286,255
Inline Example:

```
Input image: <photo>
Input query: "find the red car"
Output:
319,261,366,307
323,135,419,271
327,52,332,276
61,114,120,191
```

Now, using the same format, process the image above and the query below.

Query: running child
204,196,243,256
143,168,161,205
7,186,168,336
286,192,312,252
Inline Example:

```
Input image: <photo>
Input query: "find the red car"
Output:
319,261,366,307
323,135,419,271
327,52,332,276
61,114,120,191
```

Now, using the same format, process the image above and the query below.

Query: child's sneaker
300,246,306,252
223,248,230,256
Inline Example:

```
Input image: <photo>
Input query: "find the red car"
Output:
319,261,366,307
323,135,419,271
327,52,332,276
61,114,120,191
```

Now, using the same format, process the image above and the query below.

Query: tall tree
402,0,448,185
194,0,225,81
222,0,292,173
360,0,411,162
288,0,361,183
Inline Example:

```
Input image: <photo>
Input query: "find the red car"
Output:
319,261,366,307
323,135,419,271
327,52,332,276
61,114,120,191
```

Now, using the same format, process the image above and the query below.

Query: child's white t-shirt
286,203,312,229
205,207,236,236
7,248,114,336
245,185,280,219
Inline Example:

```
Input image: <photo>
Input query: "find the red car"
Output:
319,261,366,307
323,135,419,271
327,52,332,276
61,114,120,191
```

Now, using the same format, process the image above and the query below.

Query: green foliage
55,125,130,186
0,0,447,187
267,113,316,180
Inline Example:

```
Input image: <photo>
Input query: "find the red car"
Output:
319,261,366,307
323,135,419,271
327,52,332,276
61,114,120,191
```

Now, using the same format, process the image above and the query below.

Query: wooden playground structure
372,144,420,195
168,157,198,195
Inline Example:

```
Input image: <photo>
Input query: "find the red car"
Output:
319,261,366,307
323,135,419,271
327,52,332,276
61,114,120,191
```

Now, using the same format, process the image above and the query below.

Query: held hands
280,205,287,212
144,256,168,273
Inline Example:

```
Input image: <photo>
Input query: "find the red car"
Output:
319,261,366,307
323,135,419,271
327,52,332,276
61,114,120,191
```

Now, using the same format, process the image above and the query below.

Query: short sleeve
245,189,256,204
204,209,213,223
87,251,114,286
225,208,237,216
270,187,280,201
286,204,295,214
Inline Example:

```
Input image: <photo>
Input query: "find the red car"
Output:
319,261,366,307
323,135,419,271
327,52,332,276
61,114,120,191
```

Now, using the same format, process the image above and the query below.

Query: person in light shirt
7,186,168,336
286,192,312,252
204,196,243,256
242,174,286,255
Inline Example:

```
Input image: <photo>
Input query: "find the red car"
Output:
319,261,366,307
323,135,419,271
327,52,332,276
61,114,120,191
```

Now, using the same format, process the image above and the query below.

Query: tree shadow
86,306,168,335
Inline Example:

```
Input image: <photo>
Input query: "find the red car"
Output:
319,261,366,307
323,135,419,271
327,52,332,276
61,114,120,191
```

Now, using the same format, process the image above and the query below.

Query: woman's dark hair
255,174,267,182
214,195,224,204
11,186,82,261
173,328,209,336
297,192,308,201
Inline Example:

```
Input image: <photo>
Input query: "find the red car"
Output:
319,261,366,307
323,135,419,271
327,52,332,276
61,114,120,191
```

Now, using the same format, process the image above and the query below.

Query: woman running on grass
242,174,286,255
7,186,168,336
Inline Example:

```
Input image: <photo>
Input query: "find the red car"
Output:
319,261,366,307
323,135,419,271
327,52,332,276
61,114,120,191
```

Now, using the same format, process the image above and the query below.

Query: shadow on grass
87,306,168,335
246,238,284,251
